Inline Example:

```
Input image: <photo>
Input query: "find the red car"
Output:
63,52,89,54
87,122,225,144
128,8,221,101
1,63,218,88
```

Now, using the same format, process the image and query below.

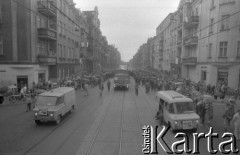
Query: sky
75,0,179,62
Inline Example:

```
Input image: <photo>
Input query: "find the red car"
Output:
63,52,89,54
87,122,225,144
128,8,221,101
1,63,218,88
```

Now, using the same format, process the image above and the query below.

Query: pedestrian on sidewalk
99,83,104,97
26,95,32,112
156,99,164,125
135,83,139,96
197,98,206,124
223,103,235,131
107,79,111,92
83,82,89,96
231,109,240,140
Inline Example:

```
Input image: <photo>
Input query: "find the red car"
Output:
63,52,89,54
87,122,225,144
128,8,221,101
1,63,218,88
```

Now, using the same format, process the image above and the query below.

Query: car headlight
50,113,53,117
174,121,178,125
196,120,199,124
34,112,38,116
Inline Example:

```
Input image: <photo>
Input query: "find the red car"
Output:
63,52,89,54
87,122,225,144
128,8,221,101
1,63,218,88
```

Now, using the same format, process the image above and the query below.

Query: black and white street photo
0,0,240,154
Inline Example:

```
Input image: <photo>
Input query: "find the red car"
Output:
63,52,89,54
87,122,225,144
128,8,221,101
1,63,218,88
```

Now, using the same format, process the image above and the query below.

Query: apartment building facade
0,0,48,89
179,0,240,89
131,0,240,89
0,0,121,89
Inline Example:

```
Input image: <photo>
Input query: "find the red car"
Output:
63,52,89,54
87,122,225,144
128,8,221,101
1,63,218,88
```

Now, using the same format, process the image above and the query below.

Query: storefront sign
38,57,56,65
182,57,197,65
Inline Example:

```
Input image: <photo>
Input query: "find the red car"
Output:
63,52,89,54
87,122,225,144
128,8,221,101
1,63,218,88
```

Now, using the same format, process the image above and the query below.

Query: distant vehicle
33,87,76,125
113,69,129,75
156,91,200,132
114,73,130,90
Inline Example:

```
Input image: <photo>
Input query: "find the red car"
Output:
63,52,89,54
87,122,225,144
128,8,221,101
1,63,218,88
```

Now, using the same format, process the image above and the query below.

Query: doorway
17,76,28,92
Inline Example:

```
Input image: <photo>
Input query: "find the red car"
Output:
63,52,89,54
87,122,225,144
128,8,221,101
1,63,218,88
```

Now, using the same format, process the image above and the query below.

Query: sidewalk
0,87,91,107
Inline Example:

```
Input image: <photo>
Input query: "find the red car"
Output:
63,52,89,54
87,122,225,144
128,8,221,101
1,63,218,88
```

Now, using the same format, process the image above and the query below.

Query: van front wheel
35,120,41,125
168,122,175,133
70,106,74,113
55,115,61,125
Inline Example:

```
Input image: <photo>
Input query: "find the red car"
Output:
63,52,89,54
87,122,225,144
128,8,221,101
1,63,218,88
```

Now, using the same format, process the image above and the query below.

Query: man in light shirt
231,109,240,140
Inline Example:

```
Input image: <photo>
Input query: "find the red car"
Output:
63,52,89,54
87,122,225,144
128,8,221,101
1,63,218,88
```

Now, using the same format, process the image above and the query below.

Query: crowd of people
0,71,114,112
132,70,240,139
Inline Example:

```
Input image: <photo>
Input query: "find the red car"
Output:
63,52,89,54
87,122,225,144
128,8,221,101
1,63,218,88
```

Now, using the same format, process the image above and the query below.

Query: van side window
164,101,167,108
159,99,164,105
168,104,174,114
56,96,64,105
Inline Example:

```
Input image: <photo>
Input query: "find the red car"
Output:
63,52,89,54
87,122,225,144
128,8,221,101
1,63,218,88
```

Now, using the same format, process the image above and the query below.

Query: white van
33,87,76,125
156,91,200,132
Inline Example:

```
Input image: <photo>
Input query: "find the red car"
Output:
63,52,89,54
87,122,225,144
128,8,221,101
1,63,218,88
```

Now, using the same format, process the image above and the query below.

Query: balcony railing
38,28,57,40
184,16,199,28
177,39,182,46
183,36,198,47
37,1,57,17
182,57,197,65
38,55,57,65
38,20,57,31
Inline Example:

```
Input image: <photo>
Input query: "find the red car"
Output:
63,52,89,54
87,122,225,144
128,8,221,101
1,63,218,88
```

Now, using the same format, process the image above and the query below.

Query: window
238,70,240,88
168,104,175,114
211,0,215,8
62,24,65,36
209,18,214,33
220,15,230,31
201,70,207,81
58,21,61,34
68,47,70,58
63,46,65,58
37,16,41,28
60,44,63,58
217,68,228,84
0,37,3,55
58,44,61,57
195,8,198,16
63,2,66,13
237,41,240,57
221,0,235,5
219,42,228,57
38,40,48,55
59,69,61,79
208,43,212,58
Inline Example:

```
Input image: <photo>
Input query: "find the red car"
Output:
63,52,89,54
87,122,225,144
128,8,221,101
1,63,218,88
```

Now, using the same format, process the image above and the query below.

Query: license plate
182,120,193,129
39,111,47,115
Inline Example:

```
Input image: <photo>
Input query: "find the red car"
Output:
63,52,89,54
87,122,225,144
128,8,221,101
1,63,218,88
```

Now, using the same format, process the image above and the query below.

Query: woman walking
231,109,240,140
99,83,104,97
135,83,139,96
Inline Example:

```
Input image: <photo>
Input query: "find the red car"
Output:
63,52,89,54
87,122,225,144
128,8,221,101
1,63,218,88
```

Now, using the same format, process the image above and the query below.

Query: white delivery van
33,87,76,125
156,91,200,132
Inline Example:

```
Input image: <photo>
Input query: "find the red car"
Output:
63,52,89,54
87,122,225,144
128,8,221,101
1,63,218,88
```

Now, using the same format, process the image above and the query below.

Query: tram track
84,91,125,155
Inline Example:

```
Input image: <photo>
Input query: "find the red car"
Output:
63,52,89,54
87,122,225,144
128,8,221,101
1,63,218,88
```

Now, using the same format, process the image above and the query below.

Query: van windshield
174,102,194,114
115,74,129,80
36,96,57,106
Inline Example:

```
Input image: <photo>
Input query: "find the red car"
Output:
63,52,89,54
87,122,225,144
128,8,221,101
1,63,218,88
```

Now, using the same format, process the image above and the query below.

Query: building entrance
17,76,28,92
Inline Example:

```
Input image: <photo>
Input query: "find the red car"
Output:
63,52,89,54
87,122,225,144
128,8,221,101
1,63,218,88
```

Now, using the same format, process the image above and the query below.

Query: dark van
113,73,130,90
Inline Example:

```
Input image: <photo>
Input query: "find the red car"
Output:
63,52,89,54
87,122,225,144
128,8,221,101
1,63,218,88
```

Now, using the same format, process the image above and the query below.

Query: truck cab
113,73,130,90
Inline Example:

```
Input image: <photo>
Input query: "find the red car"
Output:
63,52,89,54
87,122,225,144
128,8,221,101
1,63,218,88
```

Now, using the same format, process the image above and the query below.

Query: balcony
177,39,182,46
37,1,57,17
182,57,197,65
38,55,57,65
183,36,198,47
184,16,199,28
38,28,57,40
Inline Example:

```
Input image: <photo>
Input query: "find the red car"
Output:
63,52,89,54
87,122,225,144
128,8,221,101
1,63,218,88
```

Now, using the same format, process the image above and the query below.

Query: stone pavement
76,84,232,155
75,84,164,155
